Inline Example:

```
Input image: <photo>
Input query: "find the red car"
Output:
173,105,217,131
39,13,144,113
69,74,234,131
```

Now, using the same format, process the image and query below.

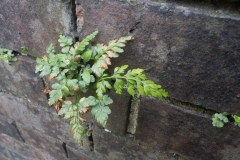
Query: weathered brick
0,56,47,106
92,125,183,160
78,0,240,114
0,134,53,160
79,91,131,136
0,0,73,55
0,92,79,150
0,114,24,142
1,0,240,159
135,97,240,160
66,145,97,160
0,143,28,160
106,90,131,135
16,123,68,160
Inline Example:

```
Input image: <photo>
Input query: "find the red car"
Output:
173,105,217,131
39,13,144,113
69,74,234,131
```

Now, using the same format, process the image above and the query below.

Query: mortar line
168,97,217,116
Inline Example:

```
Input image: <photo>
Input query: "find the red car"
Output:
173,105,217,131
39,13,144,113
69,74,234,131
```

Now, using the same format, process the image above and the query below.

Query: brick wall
0,0,240,159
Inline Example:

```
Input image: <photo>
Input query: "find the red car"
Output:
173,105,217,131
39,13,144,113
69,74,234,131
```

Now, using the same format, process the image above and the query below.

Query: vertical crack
62,142,69,158
11,121,25,143
88,133,94,151
70,0,84,39
41,78,50,100
70,0,77,35
87,123,94,151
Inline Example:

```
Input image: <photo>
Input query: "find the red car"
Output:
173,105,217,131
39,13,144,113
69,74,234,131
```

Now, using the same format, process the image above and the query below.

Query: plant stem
21,47,41,58
99,75,141,83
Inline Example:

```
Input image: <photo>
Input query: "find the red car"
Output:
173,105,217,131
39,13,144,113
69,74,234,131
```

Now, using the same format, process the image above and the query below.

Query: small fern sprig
35,31,168,143
212,112,240,128
212,112,229,128
0,47,17,63
232,115,240,127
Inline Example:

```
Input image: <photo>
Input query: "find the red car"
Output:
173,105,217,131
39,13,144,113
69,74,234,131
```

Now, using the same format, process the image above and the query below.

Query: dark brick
0,114,23,142
0,0,73,55
0,144,28,160
92,125,183,160
16,123,68,160
0,134,53,160
66,145,97,160
106,90,131,135
1,0,240,159
0,56,47,106
78,0,240,114
135,97,240,160
0,92,79,150
80,90,131,136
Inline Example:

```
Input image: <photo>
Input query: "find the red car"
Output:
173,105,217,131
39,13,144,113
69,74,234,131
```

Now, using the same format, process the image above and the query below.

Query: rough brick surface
92,126,182,160
0,114,24,142
0,0,240,159
105,90,131,135
0,92,78,149
66,145,97,160
78,0,240,114
0,134,54,160
0,0,73,55
0,143,28,160
16,123,68,160
136,97,240,159
0,56,47,106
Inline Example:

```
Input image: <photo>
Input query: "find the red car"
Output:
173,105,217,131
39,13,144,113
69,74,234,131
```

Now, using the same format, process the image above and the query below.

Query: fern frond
76,31,99,52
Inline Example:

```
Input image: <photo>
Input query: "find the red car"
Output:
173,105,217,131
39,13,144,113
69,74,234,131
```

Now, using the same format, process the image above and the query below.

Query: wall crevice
169,98,217,115
129,22,141,34
11,121,25,143
62,142,69,158
70,0,78,36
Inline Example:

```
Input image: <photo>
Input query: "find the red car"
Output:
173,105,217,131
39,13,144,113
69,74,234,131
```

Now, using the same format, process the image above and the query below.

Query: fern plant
35,31,168,143
0,47,17,63
212,112,240,128
212,112,229,128
232,115,240,127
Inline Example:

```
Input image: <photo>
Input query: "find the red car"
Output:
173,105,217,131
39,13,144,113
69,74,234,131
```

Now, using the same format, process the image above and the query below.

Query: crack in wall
62,142,69,158
129,22,141,34
70,0,85,40
11,121,25,143
70,0,77,35
88,132,94,151
87,123,94,151
126,94,218,136
169,98,216,116
41,78,50,100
